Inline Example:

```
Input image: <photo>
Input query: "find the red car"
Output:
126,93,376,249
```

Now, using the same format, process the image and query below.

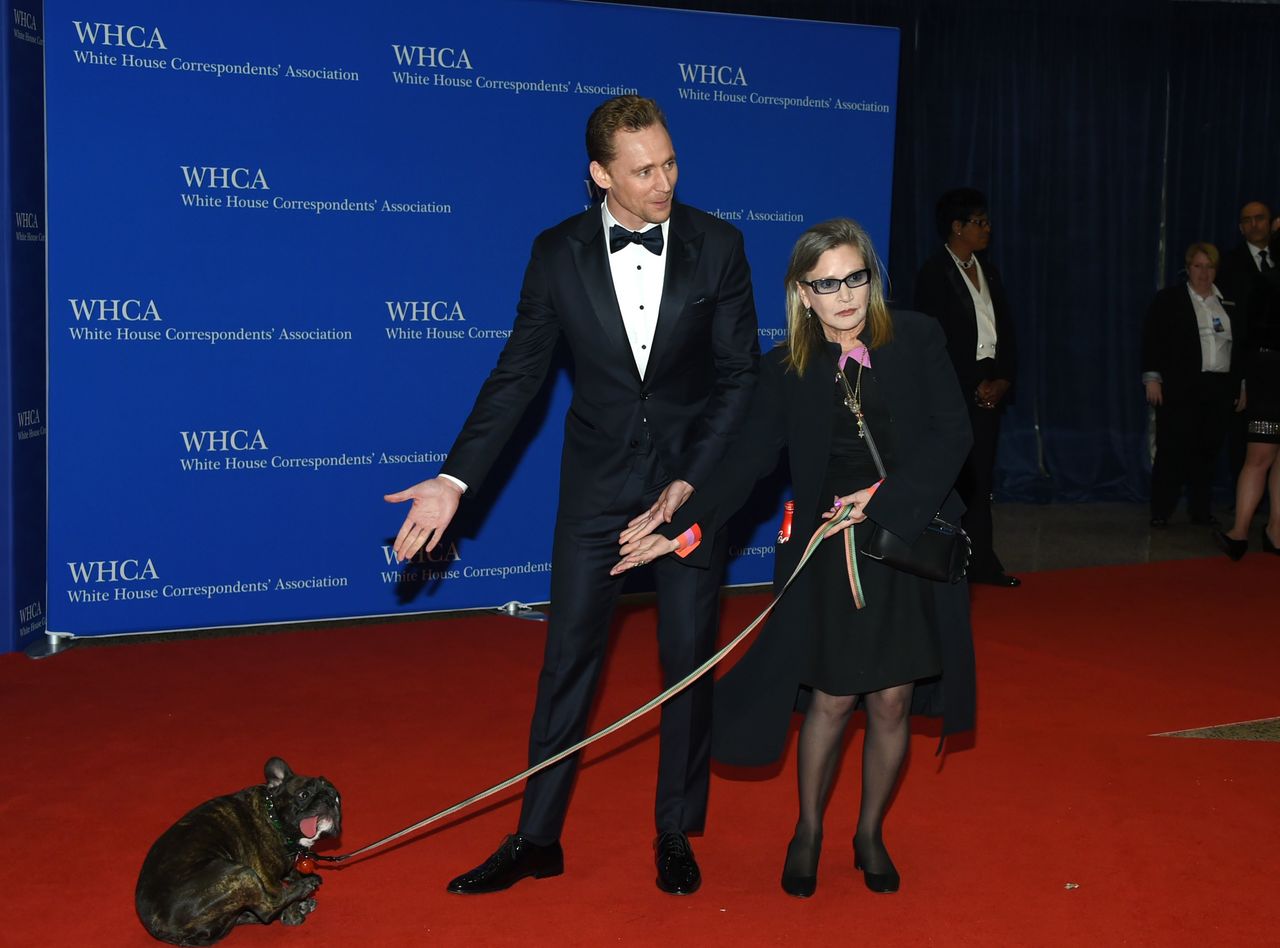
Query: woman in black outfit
1142,243,1242,527
1217,271,1280,557
612,218,976,898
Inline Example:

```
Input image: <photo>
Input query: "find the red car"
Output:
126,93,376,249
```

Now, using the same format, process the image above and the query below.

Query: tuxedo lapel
646,204,703,381
568,207,637,380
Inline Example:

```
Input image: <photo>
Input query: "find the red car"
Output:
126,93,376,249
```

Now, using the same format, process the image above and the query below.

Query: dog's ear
264,757,294,788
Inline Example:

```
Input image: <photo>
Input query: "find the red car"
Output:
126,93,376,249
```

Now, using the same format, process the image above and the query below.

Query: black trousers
958,360,1005,577
1150,372,1236,521
517,444,724,844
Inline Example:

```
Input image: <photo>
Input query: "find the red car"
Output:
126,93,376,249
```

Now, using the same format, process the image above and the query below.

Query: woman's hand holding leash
821,485,876,535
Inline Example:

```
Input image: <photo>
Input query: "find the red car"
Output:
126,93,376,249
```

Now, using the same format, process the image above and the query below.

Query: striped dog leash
315,503,857,865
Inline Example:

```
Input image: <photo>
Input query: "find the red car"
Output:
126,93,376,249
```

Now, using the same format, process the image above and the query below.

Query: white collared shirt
602,200,668,378
945,245,998,360
1187,283,1232,372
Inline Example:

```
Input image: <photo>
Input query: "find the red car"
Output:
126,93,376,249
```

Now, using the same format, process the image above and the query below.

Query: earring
806,307,814,319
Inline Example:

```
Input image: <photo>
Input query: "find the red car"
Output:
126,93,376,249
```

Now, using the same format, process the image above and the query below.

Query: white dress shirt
602,199,668,378
1188,283,1232,373
946,245,998,360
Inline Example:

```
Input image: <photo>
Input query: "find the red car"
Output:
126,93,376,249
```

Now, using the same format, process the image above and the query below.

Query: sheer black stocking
852,682,914,874
784,688,856,877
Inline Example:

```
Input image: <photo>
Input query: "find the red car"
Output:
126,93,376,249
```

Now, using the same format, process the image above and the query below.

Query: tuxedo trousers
517,441,725,845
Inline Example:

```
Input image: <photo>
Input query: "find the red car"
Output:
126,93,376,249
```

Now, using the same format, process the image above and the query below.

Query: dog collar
262,791,306,853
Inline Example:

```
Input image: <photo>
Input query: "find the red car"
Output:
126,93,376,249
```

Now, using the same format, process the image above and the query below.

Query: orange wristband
674,524,702,559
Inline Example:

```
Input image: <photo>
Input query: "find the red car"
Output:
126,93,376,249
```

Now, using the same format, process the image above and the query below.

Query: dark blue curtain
1164,2,1280,286
882,0,1170,502
604,0,1279,503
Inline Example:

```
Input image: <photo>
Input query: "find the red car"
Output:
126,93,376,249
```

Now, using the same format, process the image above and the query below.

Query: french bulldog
135,757,341,946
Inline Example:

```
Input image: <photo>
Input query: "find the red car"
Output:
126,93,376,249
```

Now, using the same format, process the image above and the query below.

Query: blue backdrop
2,0,47,655
43,0,899,638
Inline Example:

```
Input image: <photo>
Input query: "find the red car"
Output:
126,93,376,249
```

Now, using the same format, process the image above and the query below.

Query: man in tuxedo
1218,201,1275,308
385,96,759,895
912,188,1020,587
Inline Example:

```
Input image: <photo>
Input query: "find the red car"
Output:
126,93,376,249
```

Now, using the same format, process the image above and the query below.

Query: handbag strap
836,365,888,480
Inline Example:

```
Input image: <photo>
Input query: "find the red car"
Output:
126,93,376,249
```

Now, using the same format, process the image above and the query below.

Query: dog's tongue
299,816,320,839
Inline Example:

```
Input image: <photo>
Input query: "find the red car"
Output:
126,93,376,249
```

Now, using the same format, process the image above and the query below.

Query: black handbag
860,513,971,583
836,364,971,584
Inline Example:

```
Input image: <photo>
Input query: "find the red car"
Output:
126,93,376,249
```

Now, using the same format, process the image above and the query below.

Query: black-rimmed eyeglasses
965,218,992,228
800,269,870,294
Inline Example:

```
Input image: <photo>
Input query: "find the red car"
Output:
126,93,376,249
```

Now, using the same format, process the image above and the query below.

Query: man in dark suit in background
1218,201,1275,309
385,96,759,895
913,188,1020,587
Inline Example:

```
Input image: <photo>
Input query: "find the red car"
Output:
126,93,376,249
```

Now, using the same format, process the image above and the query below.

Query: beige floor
991,501,1238,574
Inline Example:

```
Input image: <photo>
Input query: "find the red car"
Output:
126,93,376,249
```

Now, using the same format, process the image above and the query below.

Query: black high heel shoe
1212,528,1247,562
780,831,821,898
853,839,900,894
1263,531,1280,556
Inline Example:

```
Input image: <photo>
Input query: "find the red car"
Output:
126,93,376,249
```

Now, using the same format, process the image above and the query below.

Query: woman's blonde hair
783,218,893,376
1184,241,1219,269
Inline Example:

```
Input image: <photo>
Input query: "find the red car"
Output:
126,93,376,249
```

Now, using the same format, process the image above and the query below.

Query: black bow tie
609,223,664,256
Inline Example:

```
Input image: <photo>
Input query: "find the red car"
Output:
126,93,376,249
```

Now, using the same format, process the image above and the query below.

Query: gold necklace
836,361,866,439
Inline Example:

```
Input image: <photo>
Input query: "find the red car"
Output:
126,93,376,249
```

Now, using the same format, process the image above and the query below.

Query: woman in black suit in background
912,189,1019,585
1142,242,1243,527
613,218,976,898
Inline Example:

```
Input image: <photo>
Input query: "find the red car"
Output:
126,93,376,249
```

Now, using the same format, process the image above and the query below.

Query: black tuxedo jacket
442,202,759,516
1218,242,1270,326
659,312,977,761
1218,242,1261,291
1141,284,1242,396
912,248,1018,397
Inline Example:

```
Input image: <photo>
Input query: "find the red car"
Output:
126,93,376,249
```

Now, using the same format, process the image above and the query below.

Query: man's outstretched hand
619,479,693,546
384,477,464,561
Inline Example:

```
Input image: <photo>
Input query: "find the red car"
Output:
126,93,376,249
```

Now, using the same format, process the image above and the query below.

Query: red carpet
2,557,1277,946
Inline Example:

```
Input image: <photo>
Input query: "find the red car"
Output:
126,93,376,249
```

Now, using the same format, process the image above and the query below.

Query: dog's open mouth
297,815,335,847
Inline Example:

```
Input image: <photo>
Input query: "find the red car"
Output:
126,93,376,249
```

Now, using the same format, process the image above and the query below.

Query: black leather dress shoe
970,571,1021,587
1212,529,1247,562
446,834,563,894
654,831,701,895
